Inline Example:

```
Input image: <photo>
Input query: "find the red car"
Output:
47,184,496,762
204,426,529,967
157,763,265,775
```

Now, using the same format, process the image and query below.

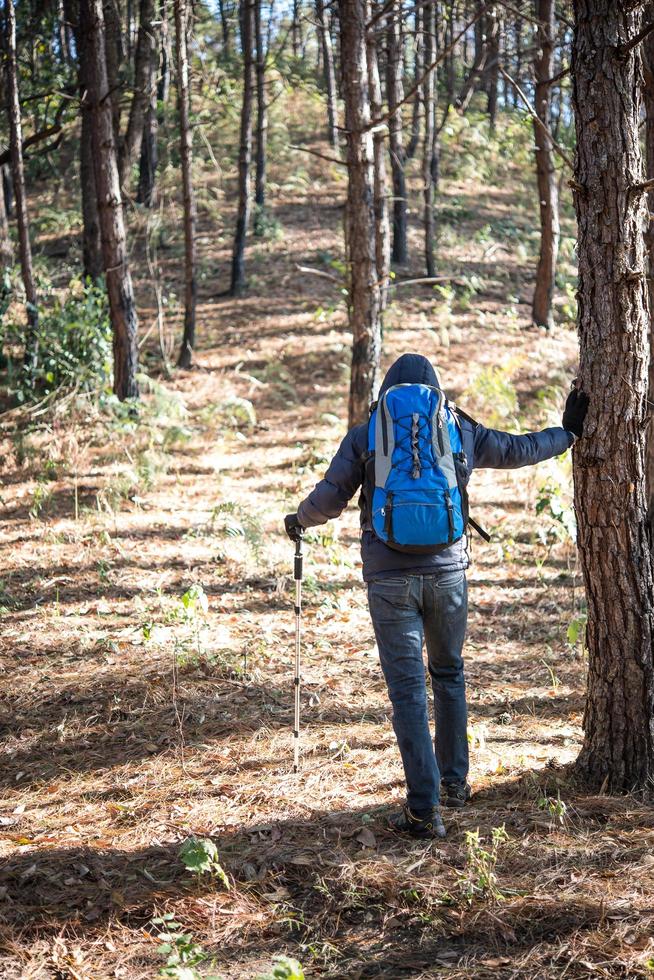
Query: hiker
284,353,588,840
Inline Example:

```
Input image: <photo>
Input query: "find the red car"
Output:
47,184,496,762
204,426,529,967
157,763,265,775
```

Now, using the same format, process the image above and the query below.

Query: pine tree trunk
339,0,381,426
291,0,301,58
316,0,339,148
386,0,407,265
120,0,156,187
456,0,487,112
158,0,171,103
406,5,422,159
174,0,197,367
531,0,559,330
218,0,232,51
514,8,522,107
65,0,104,281
485,6,499,131
253,0,268,231
103,0,123,141
422,0,437,277
0,158,11,270
136,90,159,207
84,0,140,400
572,0,654,791
367,3,390,312
644,32,654,525
230,0,254,295
3,0,39,369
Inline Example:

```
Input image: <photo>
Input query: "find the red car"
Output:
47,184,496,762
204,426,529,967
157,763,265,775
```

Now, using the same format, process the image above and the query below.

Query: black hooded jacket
297,353,573,580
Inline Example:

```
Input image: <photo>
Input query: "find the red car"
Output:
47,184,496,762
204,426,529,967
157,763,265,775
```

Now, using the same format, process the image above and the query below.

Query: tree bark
456,0,487,112
230,0,255,295
644,31,654,525
339,0,382,426
367,2,390,312
316,0,339,148
84,0,140,400
422,0,437,277
386,0,407,265
531,0,560,330
64,0,104,281
253,0,268,232
218,0,232,52
158,0,171,103
103,0,123,141
136,86,158,206
572,0,654,791
0,166,11,270
174,0,197,367
406,4,422,159
119,0,156,187
3,0,39,368
485,6,499,131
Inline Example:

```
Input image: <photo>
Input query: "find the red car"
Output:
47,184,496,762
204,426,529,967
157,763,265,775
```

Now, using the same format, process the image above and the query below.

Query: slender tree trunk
253,0,268,232
3,0,38,368
103,0,123,140
386,0,407,264
316,0,339,148
422,0,437,277
230,0,254,295
572,0,654,791
367,3,390,312
531,0,559,330
158,0,171,103
446,1,455,104
174,0,197,367
485,6,499,131
644,32,654,524
406,5,422,159
218,0,232,51
136,86,159,206
119,0,156,186
291,0,300,57
514,7,522,106
0,160,12,270
456,0,487,112
64,0,104,280
1,165,12,217
339,0,381,426
84,0,139,400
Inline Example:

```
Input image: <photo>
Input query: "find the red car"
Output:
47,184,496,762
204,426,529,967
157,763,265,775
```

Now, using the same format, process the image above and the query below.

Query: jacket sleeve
473,424,574,469
297,426,366,527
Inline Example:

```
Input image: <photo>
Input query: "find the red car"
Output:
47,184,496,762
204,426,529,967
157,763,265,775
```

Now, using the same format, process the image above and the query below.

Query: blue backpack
365,383,467,553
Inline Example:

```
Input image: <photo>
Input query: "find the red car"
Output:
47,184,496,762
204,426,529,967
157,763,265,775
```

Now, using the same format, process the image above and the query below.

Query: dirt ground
1,117,654,979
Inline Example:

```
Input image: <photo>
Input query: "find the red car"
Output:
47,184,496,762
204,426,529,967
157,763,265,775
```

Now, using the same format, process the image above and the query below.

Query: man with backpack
284,353,588,839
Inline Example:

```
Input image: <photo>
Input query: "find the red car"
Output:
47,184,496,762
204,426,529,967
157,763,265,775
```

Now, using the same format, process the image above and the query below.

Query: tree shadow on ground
0,778,643,978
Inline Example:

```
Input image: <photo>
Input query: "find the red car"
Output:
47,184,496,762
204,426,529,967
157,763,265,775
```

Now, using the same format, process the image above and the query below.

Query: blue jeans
367,571,469,812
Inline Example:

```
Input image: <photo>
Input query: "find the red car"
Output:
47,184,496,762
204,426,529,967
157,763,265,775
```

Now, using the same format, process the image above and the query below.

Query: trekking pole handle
294,534,304,581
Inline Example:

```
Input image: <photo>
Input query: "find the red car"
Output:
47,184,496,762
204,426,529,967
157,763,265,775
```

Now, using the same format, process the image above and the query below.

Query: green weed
152,913,222,979
179,837,229,889
458,825,509,903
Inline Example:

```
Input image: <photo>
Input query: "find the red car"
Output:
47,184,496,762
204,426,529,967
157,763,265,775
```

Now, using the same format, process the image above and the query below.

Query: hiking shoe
389,804,446,840
442,781,472,809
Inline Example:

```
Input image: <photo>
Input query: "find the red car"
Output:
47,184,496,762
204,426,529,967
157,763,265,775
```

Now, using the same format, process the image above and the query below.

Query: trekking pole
293,532,303,773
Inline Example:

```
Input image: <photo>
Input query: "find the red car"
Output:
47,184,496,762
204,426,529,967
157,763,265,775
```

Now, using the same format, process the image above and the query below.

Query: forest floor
2,106,654,979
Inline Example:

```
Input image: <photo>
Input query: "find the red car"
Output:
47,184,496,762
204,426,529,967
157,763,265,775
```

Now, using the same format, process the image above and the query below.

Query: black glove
284,513,304,542
562,386,589,439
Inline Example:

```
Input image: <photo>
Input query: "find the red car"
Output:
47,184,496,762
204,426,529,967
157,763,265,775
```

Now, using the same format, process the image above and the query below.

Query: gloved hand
284,513,304,542
562,385,589,439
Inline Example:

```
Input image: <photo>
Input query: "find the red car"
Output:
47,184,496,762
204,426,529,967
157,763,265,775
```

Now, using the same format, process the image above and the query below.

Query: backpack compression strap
374,385,457,491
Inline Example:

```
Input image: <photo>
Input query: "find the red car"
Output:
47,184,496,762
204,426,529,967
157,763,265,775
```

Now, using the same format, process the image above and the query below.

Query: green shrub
3,277,111,402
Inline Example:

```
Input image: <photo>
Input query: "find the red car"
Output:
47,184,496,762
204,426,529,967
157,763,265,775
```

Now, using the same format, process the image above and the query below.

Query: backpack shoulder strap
450,402,480,428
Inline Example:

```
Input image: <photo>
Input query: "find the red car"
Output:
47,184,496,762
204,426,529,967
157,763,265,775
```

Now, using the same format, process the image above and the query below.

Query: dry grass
1,111,653,979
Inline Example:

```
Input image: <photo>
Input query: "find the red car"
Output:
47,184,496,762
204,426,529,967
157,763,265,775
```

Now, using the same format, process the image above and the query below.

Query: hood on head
378,353,441,396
